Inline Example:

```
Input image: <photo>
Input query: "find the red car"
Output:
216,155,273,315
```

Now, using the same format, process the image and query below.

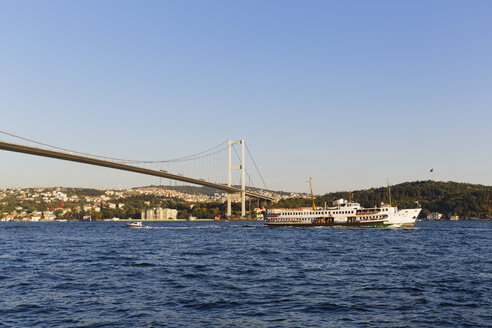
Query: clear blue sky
1,0,491,194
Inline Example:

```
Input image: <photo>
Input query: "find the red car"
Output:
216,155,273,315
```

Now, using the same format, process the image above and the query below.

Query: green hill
144,185,293,196
274,181,492,219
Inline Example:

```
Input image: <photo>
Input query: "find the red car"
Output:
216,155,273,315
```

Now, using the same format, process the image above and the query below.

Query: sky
1,0,491,194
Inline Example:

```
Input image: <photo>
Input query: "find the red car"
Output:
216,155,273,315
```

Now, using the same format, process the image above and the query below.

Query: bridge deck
0,141,274,201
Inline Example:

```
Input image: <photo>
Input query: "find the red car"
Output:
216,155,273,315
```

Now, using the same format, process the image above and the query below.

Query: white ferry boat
264,199,421,227
264,180,421,227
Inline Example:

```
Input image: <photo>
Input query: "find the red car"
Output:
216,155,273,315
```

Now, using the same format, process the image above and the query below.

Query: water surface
1,221,491,327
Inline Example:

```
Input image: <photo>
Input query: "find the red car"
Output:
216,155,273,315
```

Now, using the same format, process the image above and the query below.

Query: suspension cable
245,142,268,190
0,130,227,164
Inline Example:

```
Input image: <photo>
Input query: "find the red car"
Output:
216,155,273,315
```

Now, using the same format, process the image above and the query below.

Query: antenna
386,178,392,207
388,184,392,207
309,177,316,211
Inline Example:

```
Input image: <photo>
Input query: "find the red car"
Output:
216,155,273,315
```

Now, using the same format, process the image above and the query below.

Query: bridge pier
227,139,246,218
227,194,232,218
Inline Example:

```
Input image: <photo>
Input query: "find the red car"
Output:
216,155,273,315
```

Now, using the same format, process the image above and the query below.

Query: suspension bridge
0,131,275,218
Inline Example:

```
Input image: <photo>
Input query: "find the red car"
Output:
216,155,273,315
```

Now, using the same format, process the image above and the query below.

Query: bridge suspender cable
0,130,271,199
245,142,268,190
0,130,227,164
0,140,274,200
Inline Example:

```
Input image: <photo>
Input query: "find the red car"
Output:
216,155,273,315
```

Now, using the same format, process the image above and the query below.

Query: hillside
274,181,492,219
143,185,295,196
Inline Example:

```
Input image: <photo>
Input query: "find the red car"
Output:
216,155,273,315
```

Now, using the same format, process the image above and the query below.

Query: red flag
59,202,64,208
430,168,434,173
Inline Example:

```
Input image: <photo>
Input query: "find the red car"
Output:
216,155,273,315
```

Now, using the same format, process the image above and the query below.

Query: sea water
1,221,491,327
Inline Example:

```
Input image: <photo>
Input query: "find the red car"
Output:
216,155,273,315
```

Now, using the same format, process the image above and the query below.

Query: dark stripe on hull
265,221,389,227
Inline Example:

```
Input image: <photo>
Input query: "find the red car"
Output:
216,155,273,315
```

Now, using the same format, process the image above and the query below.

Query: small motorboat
126,221,149,228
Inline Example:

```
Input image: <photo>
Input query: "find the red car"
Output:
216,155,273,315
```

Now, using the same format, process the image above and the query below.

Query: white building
141,208,178,220
43,211,57,221
427,212,443,220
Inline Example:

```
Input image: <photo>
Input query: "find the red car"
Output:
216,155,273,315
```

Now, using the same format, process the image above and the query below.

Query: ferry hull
386,208,420,227
265,220,390,227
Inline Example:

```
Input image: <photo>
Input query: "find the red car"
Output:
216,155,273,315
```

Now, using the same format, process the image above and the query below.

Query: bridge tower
227,139,246,218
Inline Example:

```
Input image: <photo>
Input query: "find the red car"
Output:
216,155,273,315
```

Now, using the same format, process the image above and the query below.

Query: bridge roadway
0,141,274,201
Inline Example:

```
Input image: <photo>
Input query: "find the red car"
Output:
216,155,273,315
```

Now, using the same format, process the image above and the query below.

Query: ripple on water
0,220,491,327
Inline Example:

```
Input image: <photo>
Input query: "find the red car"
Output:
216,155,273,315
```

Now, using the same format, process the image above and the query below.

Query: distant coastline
1,180,491,222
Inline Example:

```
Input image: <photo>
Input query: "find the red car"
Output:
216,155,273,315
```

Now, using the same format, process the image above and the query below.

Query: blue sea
1,221,491,327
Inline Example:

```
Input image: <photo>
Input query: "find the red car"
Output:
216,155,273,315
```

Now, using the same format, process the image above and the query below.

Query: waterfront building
141,208,178,220
427,212,443,220
43,211,56,221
